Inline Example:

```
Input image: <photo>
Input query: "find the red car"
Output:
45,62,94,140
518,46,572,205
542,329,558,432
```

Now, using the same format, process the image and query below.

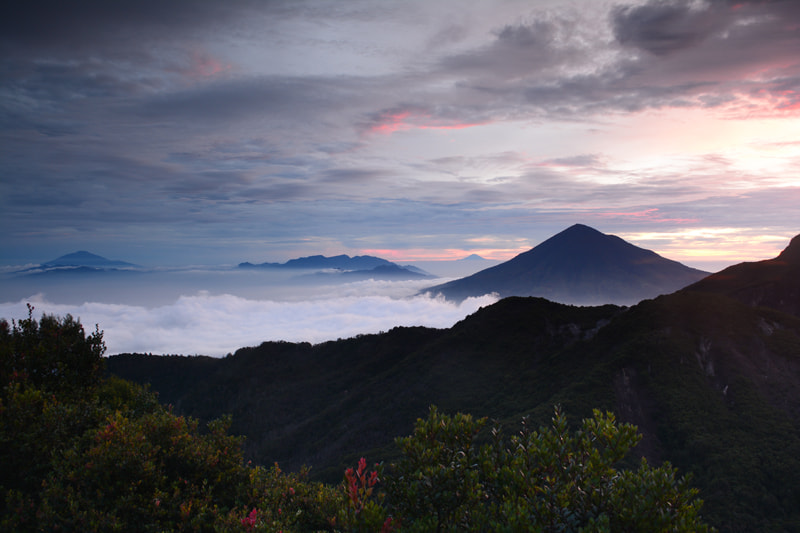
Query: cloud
2,0,800,267
540,154,604,167
0,285,497,357
441,18,573,77
607,0,800,114
133,76,358,124
612,0,730,56
0,0,258,54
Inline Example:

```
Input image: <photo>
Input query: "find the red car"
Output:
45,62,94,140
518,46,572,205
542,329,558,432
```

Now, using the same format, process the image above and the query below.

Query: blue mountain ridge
238,254,395,270
240,254,434,280
43,251,139,269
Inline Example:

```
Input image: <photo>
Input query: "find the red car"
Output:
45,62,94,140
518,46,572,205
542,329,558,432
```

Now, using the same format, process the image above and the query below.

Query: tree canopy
1,309,712,531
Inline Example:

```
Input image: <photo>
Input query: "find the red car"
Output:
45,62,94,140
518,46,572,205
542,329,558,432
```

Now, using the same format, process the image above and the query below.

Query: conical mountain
424,224,709,305
684,232,800,317
43,251,138,268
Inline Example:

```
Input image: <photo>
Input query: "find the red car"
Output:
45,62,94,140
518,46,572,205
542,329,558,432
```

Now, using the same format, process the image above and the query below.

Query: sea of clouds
0,276,496,356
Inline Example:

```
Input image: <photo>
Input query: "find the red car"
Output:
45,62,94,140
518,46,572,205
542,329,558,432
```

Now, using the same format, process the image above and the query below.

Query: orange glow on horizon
362,227,795,269
619,228,794,268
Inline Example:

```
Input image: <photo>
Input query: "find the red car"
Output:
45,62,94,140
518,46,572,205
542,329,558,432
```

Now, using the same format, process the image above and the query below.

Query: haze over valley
1,226,792,357
0,252,498,356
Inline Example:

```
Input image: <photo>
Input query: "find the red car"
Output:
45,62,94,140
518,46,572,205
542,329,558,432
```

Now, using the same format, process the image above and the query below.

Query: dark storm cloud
424,0,800,121
0,0,255,53
611,0,730,56
611,0,800,60
609,0,800,81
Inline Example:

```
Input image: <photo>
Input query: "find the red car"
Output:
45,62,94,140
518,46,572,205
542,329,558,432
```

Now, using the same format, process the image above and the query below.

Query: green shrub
384,405,712,532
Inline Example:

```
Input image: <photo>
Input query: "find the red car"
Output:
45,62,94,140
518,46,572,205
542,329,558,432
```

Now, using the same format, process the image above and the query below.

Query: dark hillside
109,291,800,531
110,301,623,475
685,233,800,317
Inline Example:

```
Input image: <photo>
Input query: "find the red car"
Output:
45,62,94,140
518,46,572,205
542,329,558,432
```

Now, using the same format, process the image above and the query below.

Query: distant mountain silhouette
397,264,432,276
684,233,800,317
296,263,434,281
424,224,709,305
340,264,433,279
239,254,395,271
43,251,138,269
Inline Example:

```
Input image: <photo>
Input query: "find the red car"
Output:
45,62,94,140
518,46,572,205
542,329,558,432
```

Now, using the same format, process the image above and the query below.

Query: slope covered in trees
1,308,710,531
685,232,800,318
110,287,800,532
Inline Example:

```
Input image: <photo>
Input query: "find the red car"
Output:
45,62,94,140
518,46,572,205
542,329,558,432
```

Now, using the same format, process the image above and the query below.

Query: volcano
424,224,709,305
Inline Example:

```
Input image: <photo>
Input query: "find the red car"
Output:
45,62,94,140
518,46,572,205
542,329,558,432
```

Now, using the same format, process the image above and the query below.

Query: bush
384,405,712,532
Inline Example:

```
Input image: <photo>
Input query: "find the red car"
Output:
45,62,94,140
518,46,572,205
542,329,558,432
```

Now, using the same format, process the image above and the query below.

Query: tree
1,306,108,530
0,304,105,398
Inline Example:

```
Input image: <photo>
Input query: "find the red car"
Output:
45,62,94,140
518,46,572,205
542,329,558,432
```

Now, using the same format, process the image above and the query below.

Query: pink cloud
369,111,413,134
365,108,488,135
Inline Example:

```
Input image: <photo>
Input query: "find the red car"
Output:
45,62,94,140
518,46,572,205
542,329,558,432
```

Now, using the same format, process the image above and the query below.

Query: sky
2,0,800,271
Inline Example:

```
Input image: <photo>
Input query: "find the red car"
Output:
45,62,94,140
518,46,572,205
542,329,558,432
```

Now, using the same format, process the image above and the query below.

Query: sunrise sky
2,0,799,271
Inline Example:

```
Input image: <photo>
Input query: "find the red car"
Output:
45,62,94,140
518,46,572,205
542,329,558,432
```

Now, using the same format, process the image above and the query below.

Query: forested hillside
2,307,711,532
110,289,800,532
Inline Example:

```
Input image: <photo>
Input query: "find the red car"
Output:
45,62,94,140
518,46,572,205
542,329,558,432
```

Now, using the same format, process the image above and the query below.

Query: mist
0,269,497,356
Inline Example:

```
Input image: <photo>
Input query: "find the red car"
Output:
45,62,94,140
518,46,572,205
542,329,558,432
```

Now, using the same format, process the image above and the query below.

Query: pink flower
241,508,258,529
382,516,397,532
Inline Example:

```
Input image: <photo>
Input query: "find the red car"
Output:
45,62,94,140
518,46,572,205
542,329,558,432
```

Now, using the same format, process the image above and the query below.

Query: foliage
386,407,486,530
2,308,714,531
105,291,800,530
37,411,249,531
384,405,711,532
0,303,105,397
1,306,108,529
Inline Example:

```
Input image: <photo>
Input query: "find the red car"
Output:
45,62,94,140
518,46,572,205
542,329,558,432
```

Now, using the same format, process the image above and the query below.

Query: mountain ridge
109,291,800,532
108,233,800,531
424,224,709,305
42,251,139,269
239,254,396,271
683,232,800,318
